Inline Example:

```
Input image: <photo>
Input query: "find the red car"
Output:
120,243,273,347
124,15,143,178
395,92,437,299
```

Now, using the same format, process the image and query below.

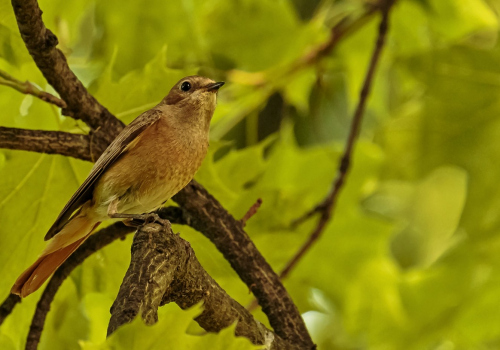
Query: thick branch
172,182,314,348
11,0,124,144
0,126,106,161
108,220,297,350
282,0,395,279
0,70,66,108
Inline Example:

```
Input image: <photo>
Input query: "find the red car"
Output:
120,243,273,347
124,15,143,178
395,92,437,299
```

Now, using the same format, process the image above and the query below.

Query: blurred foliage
1,0,500,349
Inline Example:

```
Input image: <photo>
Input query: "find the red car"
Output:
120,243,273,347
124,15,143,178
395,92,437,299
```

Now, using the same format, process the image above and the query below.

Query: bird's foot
111,212,167,227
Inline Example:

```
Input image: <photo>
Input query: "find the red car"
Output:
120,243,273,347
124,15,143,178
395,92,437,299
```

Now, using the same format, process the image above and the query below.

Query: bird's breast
94,120,208,215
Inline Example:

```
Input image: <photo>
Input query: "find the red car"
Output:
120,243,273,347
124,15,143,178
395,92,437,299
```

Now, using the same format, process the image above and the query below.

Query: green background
1,0,500,349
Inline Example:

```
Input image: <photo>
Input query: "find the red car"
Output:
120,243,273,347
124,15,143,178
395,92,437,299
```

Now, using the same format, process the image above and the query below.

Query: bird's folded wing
45,109,162,240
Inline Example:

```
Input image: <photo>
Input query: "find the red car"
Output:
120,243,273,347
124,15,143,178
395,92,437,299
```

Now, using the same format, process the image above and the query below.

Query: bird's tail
11,211,101,298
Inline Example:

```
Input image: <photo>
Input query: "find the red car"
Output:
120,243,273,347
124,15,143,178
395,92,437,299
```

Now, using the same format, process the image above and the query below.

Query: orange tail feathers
11,214,101,298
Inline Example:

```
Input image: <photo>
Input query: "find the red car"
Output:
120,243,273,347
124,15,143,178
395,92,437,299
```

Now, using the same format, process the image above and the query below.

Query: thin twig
0,293,21,326
240,198,263,226
231,5,378,88
291,4,378,72
281,0,396,280
0,70,66,108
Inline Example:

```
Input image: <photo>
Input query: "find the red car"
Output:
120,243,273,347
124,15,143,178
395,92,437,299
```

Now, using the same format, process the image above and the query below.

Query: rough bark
0,127,106,161
108,220,299,350
172,182,314,348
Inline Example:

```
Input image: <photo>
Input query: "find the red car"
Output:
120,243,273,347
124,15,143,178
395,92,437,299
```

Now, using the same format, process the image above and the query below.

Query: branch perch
108,219,298,350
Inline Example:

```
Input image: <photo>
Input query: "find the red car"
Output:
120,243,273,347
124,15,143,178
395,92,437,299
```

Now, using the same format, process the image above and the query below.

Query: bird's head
162,75,224,131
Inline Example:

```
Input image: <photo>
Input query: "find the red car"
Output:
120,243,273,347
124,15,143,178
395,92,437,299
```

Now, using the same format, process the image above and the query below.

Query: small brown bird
11,75,224,297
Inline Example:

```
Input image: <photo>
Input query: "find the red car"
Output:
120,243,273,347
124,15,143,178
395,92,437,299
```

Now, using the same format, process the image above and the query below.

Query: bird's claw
122,213,166,227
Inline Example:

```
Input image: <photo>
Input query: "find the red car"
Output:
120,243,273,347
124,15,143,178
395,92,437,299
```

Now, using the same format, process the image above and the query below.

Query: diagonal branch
281,0,396,280
24,222,134,350
240,198,263,226
0,126,106,161
230,4,378,88
108,220,297,350
11,0,124,144
0,293,21,327
0,69,66,108
172,183,314,348
291,3,378,72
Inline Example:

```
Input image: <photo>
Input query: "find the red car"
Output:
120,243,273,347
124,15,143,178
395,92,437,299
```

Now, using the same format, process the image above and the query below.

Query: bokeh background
1,0,500,349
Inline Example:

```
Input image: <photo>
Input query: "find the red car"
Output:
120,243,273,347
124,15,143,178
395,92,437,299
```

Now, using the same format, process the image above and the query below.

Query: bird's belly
117,175,187,215
92,136,206,218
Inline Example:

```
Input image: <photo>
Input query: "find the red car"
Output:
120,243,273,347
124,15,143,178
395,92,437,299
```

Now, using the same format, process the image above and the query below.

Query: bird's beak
206,81,225,92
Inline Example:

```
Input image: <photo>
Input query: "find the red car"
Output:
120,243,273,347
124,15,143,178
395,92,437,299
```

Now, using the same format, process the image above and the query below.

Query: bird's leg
107,200,165,227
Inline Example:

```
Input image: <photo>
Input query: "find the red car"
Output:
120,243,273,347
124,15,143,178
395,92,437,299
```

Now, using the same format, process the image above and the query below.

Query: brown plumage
11,76,224,297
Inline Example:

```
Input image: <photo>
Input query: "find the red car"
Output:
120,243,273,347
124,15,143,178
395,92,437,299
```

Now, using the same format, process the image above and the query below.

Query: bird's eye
180,81,192,92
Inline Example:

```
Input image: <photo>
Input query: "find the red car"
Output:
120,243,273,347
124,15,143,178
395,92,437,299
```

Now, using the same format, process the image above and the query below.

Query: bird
11,75,224,297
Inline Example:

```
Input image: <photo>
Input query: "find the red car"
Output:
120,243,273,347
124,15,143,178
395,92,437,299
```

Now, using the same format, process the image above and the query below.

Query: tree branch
0,70,66,108
0,126,106,161
107,219,297,350
11,0,124,144
0,293,21,327
282,0,396,280
240,198,262,226
172,182,314,348
291,3,378,72
230,5,378,88
25,222,134,350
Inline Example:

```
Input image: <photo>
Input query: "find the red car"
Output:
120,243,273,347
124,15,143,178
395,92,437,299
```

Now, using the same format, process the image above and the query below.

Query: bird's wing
44,109,163,240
